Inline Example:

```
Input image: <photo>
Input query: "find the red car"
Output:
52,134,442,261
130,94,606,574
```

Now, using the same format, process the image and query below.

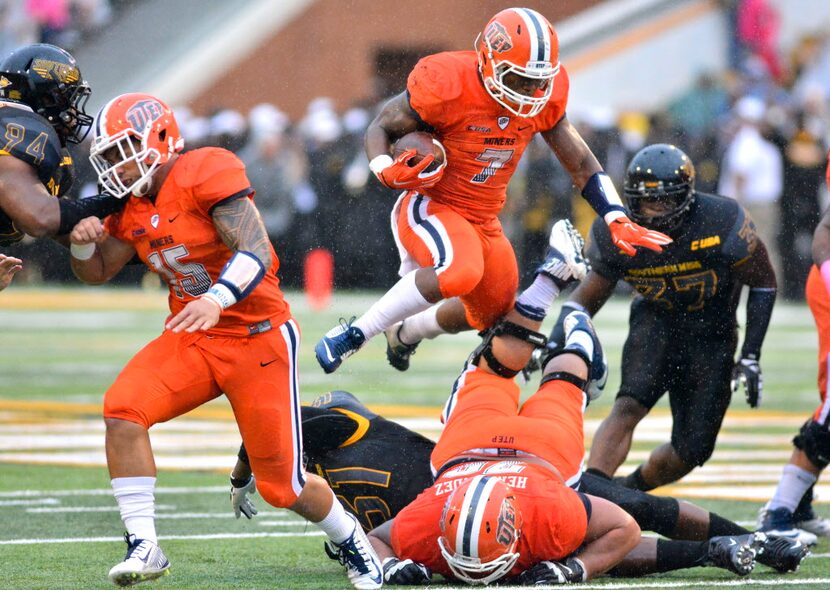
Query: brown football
392,131,445,173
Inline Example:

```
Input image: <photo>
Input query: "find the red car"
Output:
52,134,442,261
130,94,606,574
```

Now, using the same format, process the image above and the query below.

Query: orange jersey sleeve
391,461,587,581
175,147,254,215
105,148,290,337
406,51,569,223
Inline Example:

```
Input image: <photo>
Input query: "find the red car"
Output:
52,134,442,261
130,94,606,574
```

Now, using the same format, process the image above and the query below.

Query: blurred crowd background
3,0,830,302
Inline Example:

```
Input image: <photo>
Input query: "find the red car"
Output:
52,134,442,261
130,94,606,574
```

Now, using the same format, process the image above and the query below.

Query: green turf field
1,287,829,589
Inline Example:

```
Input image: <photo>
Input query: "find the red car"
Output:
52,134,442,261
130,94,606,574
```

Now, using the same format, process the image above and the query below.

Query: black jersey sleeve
720,201,758,266
586,216,624,281
0,108,63,187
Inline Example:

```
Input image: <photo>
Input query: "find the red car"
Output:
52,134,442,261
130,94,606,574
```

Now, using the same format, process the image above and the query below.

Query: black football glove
382,557,431,585
517,557,586,585
731,355,762,408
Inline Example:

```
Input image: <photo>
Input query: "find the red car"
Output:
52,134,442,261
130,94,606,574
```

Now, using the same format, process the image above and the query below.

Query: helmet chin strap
131,176,153,198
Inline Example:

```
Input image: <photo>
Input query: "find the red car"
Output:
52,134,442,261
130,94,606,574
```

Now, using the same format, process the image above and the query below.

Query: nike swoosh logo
322,341,335,362
518,125,531,131
168,214,180,223
260,359,278,367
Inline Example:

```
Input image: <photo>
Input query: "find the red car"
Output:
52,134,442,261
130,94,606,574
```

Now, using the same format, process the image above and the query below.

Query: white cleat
332,514,383,590
108,534,170,587
537,219,589,289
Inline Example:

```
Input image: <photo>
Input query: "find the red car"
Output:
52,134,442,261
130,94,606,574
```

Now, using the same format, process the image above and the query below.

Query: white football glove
230,474,258,519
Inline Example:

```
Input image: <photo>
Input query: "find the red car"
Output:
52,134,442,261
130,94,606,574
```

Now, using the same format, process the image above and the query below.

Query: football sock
657,539,708,572
584,467,612,480
768,464,817,512
398,305,443,343
353,271,431,340
112,476,158,543
619,465,650,491
315,493,357,544
515,274,559,321
707,512,750,537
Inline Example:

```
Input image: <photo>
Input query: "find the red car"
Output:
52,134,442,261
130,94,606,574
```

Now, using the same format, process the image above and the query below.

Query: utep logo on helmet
485,22,513,53
31,59,79,84
495,499,518,546
126,100,165,132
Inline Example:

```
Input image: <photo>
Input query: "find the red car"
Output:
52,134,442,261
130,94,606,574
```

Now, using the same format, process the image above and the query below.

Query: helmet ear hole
159,129,167,141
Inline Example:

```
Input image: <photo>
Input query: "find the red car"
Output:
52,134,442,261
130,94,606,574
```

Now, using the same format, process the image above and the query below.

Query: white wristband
202,283,236,310
70,242,96,260
369,154,393,175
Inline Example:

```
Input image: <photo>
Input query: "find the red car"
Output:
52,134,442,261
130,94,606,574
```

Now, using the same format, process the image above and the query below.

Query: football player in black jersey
229,390,806,578
545,144,777,492
0,43,123,247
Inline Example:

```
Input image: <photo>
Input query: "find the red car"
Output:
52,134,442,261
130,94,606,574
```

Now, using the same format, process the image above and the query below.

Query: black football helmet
0,43,92,144
623,143,695,232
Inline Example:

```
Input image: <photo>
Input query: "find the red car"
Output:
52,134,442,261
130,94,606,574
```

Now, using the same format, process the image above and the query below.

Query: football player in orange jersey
315,7,672,374
68,93,382,590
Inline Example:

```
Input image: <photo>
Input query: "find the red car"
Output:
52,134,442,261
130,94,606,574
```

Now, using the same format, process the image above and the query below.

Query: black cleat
754,532,810,573
705,534,757,576
384,323,419,372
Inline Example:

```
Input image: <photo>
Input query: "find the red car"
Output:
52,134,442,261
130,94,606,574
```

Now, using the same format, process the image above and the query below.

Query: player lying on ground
233,222,807,584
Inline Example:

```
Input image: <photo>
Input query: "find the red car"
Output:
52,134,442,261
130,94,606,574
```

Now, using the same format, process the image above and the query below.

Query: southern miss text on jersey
302,391,435,532
0,100,74,244
588,192,757,332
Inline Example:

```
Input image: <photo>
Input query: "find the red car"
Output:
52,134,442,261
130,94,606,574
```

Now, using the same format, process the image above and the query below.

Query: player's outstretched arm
0,155,61,238
541,117,672,256
69,217,136,285
0,254,22,291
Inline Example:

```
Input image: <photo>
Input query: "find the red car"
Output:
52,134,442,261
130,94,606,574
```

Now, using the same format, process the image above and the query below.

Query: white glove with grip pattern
230,474,258,519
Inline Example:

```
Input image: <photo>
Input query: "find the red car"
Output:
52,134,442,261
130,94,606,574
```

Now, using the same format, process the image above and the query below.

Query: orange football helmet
438,475,523,585
90,92,185,198
476,7,560,118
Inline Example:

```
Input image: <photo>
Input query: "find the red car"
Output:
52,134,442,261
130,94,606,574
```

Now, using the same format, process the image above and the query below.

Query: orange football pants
432,366,586,484
806,266,830,423
104,319,306,508
393,191,518,330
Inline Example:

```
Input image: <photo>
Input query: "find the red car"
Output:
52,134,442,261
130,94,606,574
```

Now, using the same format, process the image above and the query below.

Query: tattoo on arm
211,197,273,268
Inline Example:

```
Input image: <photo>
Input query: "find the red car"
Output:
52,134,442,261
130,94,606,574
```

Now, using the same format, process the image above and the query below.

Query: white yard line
0,531,325,545
0,486,226,498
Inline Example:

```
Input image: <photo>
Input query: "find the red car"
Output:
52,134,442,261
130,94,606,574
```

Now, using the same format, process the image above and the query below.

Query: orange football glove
371,150,444,190
608,216,673,256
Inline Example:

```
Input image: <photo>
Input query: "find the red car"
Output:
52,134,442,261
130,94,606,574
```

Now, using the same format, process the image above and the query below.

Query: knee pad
255,479,301,509
436,262,483,298
471,320,547,378
793,419,830,469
